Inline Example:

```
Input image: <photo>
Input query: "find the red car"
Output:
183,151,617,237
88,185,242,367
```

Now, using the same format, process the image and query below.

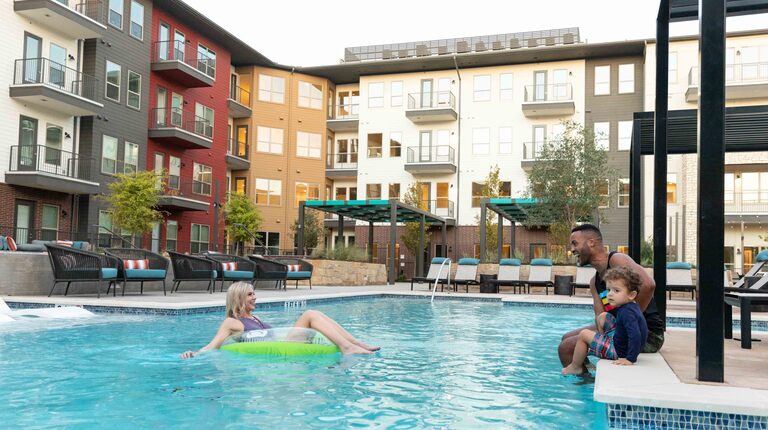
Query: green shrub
312,246,368,262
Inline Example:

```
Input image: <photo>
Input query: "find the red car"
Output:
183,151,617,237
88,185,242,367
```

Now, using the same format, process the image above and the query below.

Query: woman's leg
294,310,372,355
306,310,380,351
563,329,595,375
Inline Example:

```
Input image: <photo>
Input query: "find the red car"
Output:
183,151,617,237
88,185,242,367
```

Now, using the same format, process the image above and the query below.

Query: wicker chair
272,257,313,289
105,248,169,296
249,255,288,289
203,253,257,292
45,244,119,298
168,252,217,294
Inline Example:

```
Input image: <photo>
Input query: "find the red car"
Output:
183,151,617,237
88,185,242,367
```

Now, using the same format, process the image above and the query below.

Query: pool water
0,299,608,429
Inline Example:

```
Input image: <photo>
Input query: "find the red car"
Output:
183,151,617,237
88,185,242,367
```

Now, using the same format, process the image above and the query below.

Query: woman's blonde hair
225,282,254,318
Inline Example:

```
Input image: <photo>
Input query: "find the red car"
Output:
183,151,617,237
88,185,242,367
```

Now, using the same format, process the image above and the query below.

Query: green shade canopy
304,199,447,225
484,198,539,222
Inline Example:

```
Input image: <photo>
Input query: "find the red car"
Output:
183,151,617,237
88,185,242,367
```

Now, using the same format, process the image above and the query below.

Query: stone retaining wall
309,259,388,286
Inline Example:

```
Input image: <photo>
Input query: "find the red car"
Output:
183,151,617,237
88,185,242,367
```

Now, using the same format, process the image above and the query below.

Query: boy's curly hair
603,266,642,293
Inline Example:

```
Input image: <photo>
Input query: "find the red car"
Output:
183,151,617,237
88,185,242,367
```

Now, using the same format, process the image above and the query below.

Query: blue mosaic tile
607,403,768,429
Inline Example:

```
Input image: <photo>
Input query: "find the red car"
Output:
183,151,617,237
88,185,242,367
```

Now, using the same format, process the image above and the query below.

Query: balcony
226,139,249,170
521,141,546,170
419,199,455,219
151,40,215,88
14,0,106,39
5,145,100,194
228,85,251,118
522,84,575,118
148,108,213,150
325,152,358,178
326,104,359,131
687,63,768,102
158,178,210,212
10,58,102,116
405,146,456,174
405,91,457,123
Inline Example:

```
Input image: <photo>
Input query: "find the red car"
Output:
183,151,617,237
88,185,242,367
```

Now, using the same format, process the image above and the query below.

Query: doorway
14,200,35,244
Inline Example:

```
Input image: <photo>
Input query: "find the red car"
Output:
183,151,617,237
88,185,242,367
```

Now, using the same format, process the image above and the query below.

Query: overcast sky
182,0,768,66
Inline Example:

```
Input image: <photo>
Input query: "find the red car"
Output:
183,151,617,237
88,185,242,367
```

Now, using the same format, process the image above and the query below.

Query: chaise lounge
451,258,479,293
489,258,524,293
410,257,451,291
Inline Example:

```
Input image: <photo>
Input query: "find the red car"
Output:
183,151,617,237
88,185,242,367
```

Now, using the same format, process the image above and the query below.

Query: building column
654,0,670,326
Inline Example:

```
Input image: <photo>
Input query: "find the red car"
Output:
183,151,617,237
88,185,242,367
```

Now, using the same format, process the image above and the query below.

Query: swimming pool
0,298,608,429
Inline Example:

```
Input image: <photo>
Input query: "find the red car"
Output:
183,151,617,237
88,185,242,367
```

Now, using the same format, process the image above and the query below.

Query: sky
182,0,768,67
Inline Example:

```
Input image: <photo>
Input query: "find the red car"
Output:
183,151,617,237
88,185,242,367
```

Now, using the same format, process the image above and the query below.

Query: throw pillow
124,259,150,270
286,264,301,272
0,236,7,251
6,237,17,252
56,240,74,248
222,262,237,271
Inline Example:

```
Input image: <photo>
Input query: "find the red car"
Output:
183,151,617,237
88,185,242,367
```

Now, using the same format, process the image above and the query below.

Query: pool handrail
431,258,451,303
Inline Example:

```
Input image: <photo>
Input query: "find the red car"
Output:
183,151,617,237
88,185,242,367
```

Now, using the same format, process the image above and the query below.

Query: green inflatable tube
221,341,340,356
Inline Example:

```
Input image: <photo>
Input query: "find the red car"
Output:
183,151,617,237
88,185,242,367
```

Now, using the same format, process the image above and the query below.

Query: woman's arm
181,318,243,359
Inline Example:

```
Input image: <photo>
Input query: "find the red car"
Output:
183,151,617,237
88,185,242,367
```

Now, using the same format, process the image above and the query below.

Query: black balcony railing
523,141,547,160
332,103,359,119
725,192,768,214
326,152,358,169
159,177,211,199
8,145,95,182
689,62,768,86
12,58,99,101
407,91,456,110
418,199,455,218
73,0,105,22
228,139,249,159
150,107,212,139
406,145,455,164
523,83,573,102
229,85,251,107
152,40,216,79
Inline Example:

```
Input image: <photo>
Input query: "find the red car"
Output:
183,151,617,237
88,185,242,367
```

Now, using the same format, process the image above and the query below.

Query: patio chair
666,262,695,300
168,252,217,294
249,255,288,289
570,265,596,295
203,252,257,292
105,248,169,296
724,275,768,348
451,258,480,293
45,244,119,298
732,249,768,288
525,258,554,294
489,258,524,293
724,265,732,288
272,257,313,289
410,257,451,291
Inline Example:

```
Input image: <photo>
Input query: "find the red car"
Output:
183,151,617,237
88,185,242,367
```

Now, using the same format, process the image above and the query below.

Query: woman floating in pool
180,282,379,358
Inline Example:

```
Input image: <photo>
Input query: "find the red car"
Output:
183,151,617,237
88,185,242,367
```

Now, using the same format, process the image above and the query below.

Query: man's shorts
643,330,665,353
588,313,618,360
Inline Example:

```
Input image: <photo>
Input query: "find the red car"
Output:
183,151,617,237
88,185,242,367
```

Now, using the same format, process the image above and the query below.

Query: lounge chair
168,252,217,293
571,265,596,295
666,262,695,300
525,258,554,294
410,257,451,291
489,258,524,293
105,248,169,296
724,274,768,348
272,257,313,289
732,250,768,288
45,244,119,298
249,255,289,289
203,252,258,292
451,258,479,293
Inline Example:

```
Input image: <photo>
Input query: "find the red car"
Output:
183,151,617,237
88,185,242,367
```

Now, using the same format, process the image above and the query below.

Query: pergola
478,198,540,262
639,0,768,383
297,199,449,284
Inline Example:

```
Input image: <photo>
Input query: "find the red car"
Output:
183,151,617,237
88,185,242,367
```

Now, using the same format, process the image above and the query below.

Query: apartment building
643,30,768,274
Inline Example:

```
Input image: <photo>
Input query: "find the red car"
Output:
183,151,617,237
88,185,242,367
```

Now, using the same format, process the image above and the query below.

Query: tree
525,120,617,253
290,208,324,254
222,192,262,254
101,170,163,246
474,165,503,261
401,181,427,259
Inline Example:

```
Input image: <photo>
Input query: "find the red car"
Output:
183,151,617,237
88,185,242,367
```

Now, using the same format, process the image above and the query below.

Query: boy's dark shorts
642,330,665,353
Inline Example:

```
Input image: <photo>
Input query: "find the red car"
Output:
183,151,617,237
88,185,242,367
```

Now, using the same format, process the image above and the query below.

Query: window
617,245,629,254
298,81,322,109
471,182,484,207
349,187,357,200
197,44,216,78
335,187,347,201
295,182,319,206
599,180,609,208
472,128,490,155
368,82,384,108
594,65,610,95
256,126,283,154
389,132,402,157
102,135,118,174
474,75,491,101
668,52,678,83
168,156,180,189
127,70,141,109
740,172,768,202
98,210,113,248
195,103,213,138
129,1,143,39
618,121,633,151
255,178,281,206
499,73,513,101
618,178,630,207
108,0,123,29
41,204,59,241
667,174,677,203
190,224,210,254
193,163,212,195
391,81,403,106
257,232,280,255
530,244,547,259
389,183,400,200
165,220,177,252
105,61,121,102
45,125,62,165
500,181,511,197
618,64,635,94
258,74,285,103
234,177,246,194
499,127,513,154
367,133,383,158
367,184,382,199
124,142,138,174
296,131,321,158
594,122,610,150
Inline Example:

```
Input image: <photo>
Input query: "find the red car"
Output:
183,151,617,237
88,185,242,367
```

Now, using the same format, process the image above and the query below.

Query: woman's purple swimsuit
238,316,271,331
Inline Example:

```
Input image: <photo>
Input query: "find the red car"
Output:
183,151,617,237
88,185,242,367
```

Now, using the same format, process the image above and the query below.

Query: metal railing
227,139,249,159
12,58,99,101
406,145,455,164
523,83,573,102
331,103,359,119
159,177,212,199
326,151,358,169
725,192,768,214
419,199,455,218
152,40,216,79
8,145,95,182
407,91,456,110
689,62,768,86
71,0,105,22
149,107,212,139
229,85,251,107
523,141,547,160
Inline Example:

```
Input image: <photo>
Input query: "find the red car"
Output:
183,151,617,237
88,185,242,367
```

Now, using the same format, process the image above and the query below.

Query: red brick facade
0,183,75,240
